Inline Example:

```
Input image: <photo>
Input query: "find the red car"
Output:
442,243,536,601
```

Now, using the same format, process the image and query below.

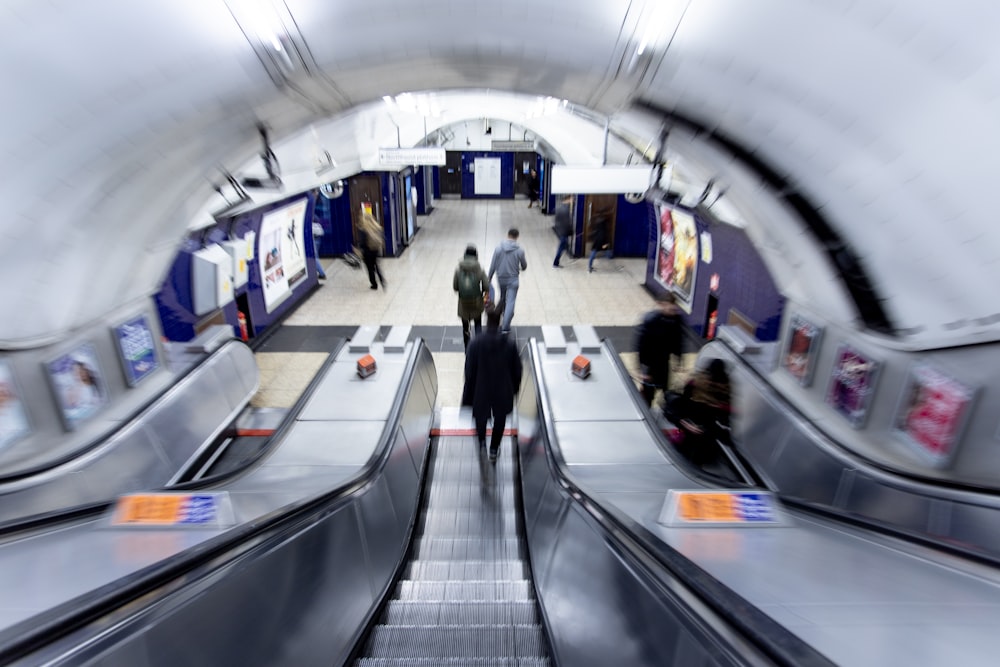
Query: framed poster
258,198,308,313
0,360,31,450
46,342,108,431
781,314,823,386
654,204,698,313
825,344,880,428
113,314,160,387
893,365,976,467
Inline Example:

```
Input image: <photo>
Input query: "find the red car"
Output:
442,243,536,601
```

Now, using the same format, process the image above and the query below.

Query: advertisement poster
893,365,975,466
114,314,159,387
654,204,698,313
826,345,880,428
258,199,308,313
46,342,108,431
782,314,823,386
0,361,30,450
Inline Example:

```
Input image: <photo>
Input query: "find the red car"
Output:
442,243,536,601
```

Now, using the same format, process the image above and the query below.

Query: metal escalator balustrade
356,434,550,666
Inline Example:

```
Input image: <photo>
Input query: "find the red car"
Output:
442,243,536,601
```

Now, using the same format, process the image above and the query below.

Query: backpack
458,268,480,299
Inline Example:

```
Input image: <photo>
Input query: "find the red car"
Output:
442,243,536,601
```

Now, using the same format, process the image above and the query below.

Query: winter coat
461,330,523,419
453,256,489,320
553,203,573,237
488,239,527,284
635,310,683,386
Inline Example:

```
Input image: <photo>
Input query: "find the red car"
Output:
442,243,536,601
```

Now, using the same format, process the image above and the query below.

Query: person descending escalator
664,358,732,467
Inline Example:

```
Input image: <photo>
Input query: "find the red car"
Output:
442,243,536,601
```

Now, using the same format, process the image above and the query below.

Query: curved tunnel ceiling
0,0,997,350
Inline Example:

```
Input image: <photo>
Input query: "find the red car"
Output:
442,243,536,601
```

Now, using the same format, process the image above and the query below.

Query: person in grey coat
461,305,523,463
453,244,490,349
488,227,528,334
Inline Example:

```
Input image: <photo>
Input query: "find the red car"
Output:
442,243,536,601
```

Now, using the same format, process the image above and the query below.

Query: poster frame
0,359,31,451
891,364,977,468
112,313,160,387
825,343,881,429
45,341,109,432
781,313,823,387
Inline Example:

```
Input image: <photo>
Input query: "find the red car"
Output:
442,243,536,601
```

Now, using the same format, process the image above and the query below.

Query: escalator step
396,580,533,602
357,658,550,666
364,624,546,660
419,510,518,535
406,560,527,580
415,537,523,560
383,600,539,625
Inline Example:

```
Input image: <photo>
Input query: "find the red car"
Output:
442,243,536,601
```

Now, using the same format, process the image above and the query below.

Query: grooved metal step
383,601,539,625
405,560,527,580
365,625,546,660
395,580,533,602
358,658,550,666
354,435,548,664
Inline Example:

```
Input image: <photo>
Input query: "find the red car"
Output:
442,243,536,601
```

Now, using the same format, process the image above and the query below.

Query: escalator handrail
0,339,254,486
0,338,429,665
525,339,836,667
0,339,348,539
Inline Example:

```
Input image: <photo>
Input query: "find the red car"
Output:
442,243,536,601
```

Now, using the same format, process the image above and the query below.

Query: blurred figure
357,212,386,290
462,305,523,464
488,227,527,335
668,358,732,466
527,168,540,208
453,244,490,349
587,211,613,272
311,214,326,280
552,194,573,268
634,292,683,408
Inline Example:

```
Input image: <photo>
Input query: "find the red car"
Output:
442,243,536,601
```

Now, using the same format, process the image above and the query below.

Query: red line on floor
235,428,276,437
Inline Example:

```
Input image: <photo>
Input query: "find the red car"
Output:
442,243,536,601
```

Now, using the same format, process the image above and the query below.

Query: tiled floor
253,198,696,409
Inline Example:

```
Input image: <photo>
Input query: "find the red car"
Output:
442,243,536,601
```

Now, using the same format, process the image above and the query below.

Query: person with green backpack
453,244,490,350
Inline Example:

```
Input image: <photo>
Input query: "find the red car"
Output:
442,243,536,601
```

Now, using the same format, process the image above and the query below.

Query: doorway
582,194,618,256
441,151,463,196
348,174,383,248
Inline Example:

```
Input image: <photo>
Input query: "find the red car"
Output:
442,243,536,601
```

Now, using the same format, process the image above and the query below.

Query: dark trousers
553,235,570,266
475,410,507,454
362,249,384,288
461,316,482,349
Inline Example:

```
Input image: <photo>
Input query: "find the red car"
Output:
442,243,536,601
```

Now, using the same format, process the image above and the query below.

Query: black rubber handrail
526,339,836,667
0,339,427,665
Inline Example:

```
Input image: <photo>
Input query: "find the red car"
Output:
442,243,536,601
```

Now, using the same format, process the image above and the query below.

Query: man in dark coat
635,292,684,408
461,306,523,463
552,195,574,268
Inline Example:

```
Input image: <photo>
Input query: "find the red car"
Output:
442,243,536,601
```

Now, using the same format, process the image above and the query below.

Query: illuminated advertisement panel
113,314,159,387
654,204,698,313
826,344,880,428
781,314,823,386
46,342,108,431
258,199,308,313
893,365,976,467
0,361,30,450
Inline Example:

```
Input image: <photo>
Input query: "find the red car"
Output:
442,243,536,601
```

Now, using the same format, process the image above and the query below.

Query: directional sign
377,147,446,166
110,492,235,528
659,490,787,527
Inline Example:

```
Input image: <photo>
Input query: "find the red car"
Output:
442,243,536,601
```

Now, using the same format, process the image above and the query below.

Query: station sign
109,492,235,529
377,147,446,166
658,490,786,527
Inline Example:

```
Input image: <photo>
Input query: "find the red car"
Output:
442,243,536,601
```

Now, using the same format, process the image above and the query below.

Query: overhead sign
550,165,652,194
110,492,235,528
491,140,535,151
377,147,446,166
658,490,786,527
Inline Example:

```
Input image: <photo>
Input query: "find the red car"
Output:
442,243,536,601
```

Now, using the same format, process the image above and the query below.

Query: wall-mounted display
0,360,31,450
781,314,823,386
826,344,880,428
46,342,108,431
893,365,976,467
113,314,160,387
654,204,698,313
258,198,308,313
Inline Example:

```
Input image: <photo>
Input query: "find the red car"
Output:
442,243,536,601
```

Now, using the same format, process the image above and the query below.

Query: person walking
453,244,490,349
357,212,386,290
311,215,327,280
527,168,540,208
587,211,613,273
634,292,684,409
552,195,573,268
462,305,523,464
488,227,527,335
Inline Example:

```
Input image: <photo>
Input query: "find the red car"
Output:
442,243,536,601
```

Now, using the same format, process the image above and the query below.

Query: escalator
355,435,550,665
